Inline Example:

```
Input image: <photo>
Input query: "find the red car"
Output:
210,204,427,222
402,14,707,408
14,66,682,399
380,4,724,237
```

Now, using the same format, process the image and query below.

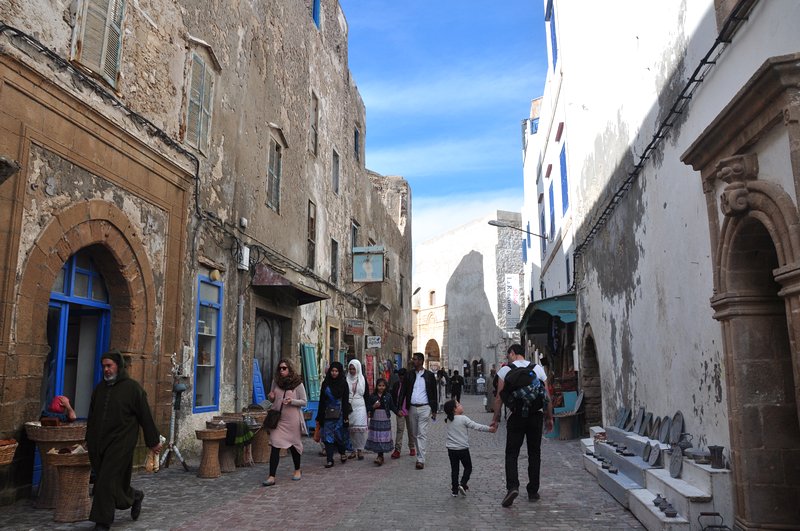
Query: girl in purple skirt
365,378,398,465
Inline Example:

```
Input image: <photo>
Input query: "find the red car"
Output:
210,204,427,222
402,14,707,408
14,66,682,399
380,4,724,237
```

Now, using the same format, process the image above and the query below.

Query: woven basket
50,452,91,523
0,441,18,466
25,422,87,443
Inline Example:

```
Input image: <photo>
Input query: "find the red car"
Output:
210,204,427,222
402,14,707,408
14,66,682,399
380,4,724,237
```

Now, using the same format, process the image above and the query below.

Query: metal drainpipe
236,293,244,412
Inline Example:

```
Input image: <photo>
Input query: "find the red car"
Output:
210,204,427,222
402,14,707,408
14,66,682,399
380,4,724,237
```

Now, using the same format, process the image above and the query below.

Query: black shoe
131,490,144,521
529,492,540,501
94,524,111,531
458,485,467,496
324,461,334,468
501,489,519,508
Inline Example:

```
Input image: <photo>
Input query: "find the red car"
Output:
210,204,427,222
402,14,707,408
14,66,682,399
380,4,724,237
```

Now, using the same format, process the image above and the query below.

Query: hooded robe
86,351,160,525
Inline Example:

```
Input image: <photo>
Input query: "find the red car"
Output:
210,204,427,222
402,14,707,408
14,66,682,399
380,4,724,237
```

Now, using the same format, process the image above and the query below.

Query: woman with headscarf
262,359,307,486
346,359,369,460
316,361,351,468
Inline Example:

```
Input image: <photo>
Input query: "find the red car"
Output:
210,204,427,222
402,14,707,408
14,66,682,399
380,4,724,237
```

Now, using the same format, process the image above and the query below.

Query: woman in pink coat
262,359,307,486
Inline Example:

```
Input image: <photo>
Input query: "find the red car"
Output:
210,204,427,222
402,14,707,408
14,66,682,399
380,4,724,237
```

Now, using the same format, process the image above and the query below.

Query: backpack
500,364,548,417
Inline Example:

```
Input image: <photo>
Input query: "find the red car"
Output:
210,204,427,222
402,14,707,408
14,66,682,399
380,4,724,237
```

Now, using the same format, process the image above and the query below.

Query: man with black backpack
491,343,553,508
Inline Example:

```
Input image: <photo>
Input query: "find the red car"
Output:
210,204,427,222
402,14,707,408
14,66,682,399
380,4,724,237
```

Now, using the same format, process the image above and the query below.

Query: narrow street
0,394,643,530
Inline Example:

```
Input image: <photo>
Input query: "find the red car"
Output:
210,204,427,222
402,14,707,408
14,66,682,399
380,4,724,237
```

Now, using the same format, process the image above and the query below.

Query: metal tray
650,416,662,440
669,411,684,445
632,407,645,434
659,416,672,443
638,412,652,436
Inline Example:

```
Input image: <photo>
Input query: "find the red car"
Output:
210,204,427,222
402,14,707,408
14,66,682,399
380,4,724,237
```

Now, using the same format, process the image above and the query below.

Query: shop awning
517,293,577,332
251,264,329,306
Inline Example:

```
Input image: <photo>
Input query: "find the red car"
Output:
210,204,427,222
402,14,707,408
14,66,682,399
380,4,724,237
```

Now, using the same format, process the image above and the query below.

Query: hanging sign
366,335,382,349
353,246,385,282
345,319,364,335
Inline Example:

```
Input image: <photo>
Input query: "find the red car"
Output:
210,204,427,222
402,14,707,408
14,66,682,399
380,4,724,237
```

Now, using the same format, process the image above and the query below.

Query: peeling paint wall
532,0,800,455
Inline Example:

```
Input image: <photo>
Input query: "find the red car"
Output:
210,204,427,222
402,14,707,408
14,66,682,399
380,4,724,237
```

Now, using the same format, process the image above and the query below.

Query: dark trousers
325,440,347,462
447,448,472,492
89,450,136,525
452,389,462,403
268,445,301,476
505,411,543,495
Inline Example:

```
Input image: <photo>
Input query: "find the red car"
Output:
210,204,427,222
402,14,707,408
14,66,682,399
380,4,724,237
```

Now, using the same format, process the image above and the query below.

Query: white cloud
360,61,541,117
367,132,520,179
412,188,523,252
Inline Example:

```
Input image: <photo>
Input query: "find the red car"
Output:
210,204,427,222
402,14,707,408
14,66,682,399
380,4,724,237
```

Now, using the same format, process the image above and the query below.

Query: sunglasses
279,366,289,370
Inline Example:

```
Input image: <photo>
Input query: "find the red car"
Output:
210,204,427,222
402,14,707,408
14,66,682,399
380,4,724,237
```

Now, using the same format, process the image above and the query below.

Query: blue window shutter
522,238,528,262
549,183,555,240
549,11,558,69
560,145,569,214
312,0,321,27
526,222,531,248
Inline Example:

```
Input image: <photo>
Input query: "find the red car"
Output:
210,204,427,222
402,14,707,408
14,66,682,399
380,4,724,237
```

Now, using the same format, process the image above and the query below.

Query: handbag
324,406,341,420
265,391,285,430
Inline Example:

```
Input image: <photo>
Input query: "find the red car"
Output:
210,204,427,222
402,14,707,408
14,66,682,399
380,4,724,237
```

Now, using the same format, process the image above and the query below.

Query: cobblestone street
0,395,643,530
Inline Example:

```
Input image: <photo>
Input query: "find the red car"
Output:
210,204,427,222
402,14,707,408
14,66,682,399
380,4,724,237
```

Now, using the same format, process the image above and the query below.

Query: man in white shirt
403,352,438,469
491,343,553,507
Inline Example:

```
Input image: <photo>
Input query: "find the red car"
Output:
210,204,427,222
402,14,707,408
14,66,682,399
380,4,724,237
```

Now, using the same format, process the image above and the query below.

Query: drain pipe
236,293,244,412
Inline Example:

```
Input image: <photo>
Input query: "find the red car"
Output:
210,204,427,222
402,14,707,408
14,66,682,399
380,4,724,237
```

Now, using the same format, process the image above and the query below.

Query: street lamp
488,219,550,241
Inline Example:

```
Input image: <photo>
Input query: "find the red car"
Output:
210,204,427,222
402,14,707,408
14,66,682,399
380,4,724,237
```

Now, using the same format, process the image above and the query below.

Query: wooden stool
50,452,91,522
251,428,270,463
195,429,225,479
219,443,237,473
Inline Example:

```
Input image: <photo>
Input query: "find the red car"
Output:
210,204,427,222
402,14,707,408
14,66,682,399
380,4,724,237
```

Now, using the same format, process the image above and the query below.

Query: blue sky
339,0,549,246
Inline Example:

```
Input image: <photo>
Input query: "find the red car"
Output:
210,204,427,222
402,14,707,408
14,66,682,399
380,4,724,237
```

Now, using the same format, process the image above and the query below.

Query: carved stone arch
580,323,602,430
16,200,157,379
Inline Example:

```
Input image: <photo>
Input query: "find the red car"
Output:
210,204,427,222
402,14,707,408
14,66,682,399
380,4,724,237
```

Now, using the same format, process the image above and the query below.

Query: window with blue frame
549,183,555,241
540,210,547,257
195,276,222,412
560,144,569,214
46,249,111,419
546,0,557,70
530,117,539,134
312,0,321,28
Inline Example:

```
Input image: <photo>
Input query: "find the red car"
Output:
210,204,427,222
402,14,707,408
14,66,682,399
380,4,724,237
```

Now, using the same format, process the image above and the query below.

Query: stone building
520,0,799,528
413,211,523,379
0,0,411,503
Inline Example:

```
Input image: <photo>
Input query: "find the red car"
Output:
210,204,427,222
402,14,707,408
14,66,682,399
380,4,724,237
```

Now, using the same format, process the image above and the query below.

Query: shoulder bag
265,391,285,430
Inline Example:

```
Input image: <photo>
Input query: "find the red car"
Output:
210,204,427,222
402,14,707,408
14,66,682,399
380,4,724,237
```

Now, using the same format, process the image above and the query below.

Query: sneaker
458,485,467,497
131,490,144,521
451,491,458,497
391,450,401,459
528,492,540,501
324,461,334,468
409,448,416,457
415,462,424,470
501,489,519,508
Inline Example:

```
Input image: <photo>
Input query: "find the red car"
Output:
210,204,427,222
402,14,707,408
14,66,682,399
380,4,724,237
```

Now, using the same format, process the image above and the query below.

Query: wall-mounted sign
366,335,382,349
344,319,364,335
353,246,384,283
504,273,520,326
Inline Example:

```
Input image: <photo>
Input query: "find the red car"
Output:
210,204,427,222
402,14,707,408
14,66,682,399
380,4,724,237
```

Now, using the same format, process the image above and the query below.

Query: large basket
24,422,87,443
49,452,90,467
50,452,91,523
0,441,18,466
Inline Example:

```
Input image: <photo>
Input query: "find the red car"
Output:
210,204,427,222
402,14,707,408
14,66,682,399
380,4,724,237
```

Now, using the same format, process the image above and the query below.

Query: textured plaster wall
552,0,800,451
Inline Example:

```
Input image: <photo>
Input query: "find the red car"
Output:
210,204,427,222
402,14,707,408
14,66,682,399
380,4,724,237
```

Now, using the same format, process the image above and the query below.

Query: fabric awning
517,293,577,332
251,264,329,306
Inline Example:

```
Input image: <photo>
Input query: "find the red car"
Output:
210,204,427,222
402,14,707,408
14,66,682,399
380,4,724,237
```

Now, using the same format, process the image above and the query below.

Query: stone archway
424,338,440,369
13,200,158,426
581,324,602,429
709,159,800,529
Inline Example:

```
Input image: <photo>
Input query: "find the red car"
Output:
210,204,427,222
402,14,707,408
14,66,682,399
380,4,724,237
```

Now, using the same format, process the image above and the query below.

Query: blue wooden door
301,344,320,400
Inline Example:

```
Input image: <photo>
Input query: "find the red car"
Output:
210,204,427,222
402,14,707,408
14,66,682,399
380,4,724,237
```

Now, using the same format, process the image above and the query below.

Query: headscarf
274,358,302,390
346,359,366,398
323,361,347,399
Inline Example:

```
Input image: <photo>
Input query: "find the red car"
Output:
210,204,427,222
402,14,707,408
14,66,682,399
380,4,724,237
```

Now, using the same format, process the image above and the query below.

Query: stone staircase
582,426,733,531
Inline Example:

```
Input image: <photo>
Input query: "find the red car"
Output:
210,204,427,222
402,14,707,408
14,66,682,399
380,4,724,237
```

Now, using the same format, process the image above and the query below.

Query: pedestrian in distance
389,367,416,459
315,361,351,468
436,369,447,412
404,352,438,470
450,370,464,403
346,359,369,460
86,350,162,531
491,343,553,508
365,378,398,465
443,399,495,497
262,359,307,486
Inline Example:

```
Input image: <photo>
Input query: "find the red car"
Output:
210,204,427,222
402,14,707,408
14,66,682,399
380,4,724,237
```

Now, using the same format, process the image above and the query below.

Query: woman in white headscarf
346,359,369,460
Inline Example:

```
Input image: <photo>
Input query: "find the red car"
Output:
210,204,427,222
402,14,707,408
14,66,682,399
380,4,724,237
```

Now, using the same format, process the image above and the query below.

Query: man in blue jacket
403,352,438,469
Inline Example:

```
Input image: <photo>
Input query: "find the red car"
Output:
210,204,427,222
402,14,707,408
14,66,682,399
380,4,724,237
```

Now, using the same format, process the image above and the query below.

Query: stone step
596,466,642,508
580,437,594,454
583,453,601,478
594,441,655,486
646,467,714,526
629,488,691,531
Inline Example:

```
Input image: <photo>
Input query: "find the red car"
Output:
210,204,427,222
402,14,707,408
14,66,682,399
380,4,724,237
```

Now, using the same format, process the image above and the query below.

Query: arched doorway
712,181,800,529
580,324,602,430
424,338,440,370
254,312,284,394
